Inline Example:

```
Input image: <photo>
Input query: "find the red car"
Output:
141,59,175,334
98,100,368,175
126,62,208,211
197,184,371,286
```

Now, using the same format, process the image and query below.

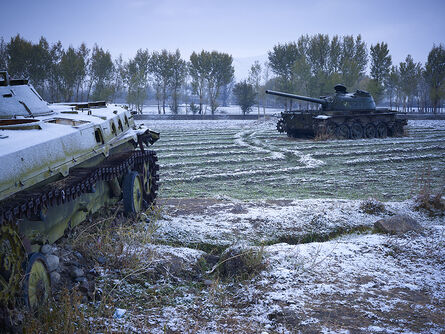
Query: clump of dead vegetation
22,288,97,334
359,197,386,215
415,191,445,217
208,243,267,281
10,204,163,333
314,126,336,141
413,169,445,217
70,205,161,271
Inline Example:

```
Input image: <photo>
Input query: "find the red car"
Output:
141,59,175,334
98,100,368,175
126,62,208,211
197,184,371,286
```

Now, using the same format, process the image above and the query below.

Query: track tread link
0,150,159,226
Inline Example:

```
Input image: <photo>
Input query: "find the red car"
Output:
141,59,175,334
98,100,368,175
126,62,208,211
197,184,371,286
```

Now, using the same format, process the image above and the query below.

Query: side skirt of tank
283,113,404,139
18,179,119,252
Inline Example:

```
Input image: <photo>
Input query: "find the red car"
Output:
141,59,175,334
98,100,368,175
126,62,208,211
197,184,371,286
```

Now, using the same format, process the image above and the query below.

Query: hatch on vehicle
0,118,41,130
45,118,90,127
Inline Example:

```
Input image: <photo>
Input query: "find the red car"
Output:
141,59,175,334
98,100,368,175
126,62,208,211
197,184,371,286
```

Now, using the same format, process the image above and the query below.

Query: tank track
0,149,159,306
0,149,159,227
311,117,406,139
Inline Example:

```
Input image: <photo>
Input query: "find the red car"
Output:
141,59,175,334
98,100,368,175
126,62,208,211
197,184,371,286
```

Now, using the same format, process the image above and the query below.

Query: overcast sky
1,0,444,78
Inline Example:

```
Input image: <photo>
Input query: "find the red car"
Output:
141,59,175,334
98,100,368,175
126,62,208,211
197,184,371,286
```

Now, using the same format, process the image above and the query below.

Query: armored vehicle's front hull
0,72,160,308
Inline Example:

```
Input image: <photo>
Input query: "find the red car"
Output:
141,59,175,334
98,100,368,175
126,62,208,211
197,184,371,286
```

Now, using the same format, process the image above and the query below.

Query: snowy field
144,119,445,201
94,119,445,333
103,198,444,333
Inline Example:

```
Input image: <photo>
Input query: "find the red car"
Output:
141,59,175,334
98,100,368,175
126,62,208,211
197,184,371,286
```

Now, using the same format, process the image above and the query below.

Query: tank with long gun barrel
266,84,405,139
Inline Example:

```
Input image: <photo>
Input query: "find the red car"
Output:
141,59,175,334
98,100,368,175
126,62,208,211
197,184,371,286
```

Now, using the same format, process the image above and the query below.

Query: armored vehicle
0,71,159,308
266,85,406,139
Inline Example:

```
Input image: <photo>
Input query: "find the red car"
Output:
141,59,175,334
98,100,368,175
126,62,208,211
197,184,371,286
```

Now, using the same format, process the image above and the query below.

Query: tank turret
0,71,54,118
266,85,405,139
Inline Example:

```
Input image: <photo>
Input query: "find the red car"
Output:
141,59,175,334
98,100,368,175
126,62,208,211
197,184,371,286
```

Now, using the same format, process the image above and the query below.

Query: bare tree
189,51,209,114
149,50,173,114
248,61,262,117
169,49,187,114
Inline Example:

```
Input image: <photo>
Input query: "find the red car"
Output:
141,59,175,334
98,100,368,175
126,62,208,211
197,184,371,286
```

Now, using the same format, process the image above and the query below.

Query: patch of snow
113,308,127,319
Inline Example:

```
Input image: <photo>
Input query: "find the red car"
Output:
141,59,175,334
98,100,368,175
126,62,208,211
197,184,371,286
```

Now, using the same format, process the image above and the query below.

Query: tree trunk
162,84,166,114
75,81,80,101
257,93,260,118
172,90,177,114
198,84,203,114
86,80,93,102
262,95,266,117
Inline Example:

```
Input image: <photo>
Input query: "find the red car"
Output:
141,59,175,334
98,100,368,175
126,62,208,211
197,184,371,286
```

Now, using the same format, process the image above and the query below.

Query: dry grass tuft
413,168,445,217
314,127,335,141
360,198,386,215
19,204,162,333
414,191,445,217
70,205,160,271
23,288,94,334
210,245,267,281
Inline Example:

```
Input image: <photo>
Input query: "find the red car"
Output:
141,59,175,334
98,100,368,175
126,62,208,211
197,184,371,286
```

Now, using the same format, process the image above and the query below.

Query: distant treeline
265,35,445,113
0,34,444,114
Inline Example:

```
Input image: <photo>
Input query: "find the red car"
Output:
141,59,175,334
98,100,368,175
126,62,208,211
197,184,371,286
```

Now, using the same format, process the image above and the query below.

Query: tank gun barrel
266,90,326,106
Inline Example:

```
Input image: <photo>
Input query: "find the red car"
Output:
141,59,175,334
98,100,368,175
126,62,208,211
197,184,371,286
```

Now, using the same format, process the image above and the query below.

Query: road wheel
325,121,337,136
376,122,388,138
350,122,363,139
123,171,143,215
390,120,404,137
138,152,159,207
336,123,350,139
140,161,150,198
276,119,285,133
23,253,51,309
0,223,25,306
364,123,376,138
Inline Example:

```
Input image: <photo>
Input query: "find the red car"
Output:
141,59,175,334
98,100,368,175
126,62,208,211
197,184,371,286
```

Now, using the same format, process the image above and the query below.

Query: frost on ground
155,198,397,246
146,119,445,201
77,119,444,333
96,198,444,334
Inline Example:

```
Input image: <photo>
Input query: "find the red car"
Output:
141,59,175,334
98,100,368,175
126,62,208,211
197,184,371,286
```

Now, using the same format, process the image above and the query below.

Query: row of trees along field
0,35,234,114
1,34,444,114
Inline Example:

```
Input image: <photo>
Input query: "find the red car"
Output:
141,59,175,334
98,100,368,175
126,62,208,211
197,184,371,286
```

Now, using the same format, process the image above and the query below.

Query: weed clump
314,126,335,141
414,192,445,217
22,288,93,334
360,198,386,215
70,206,160,271
211,243,267,281
413,168,445,217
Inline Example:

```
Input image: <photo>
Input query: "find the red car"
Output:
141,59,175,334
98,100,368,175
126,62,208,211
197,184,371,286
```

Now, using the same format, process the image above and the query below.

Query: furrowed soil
23,119,444,334
116,118,442,334
152,119,445,201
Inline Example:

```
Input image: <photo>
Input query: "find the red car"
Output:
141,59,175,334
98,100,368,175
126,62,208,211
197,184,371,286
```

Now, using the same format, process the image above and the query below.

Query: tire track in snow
234,128,325,168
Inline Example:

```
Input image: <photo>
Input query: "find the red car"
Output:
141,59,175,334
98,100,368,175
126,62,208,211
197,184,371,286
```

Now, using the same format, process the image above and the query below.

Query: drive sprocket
276,119,285,133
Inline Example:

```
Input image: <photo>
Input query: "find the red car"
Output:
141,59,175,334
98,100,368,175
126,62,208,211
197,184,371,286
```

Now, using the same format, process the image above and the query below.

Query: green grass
152,120,445,201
